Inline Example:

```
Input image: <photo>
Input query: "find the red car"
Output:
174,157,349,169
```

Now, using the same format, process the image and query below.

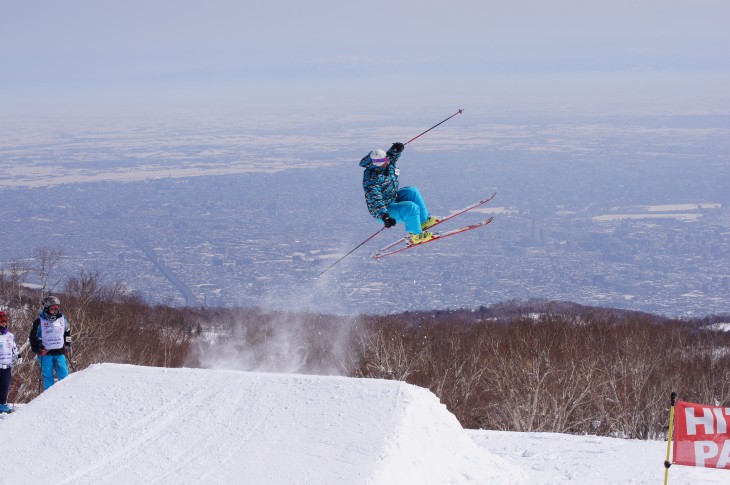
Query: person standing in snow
29,296,71,390
0,307,19,413
360,142,438,245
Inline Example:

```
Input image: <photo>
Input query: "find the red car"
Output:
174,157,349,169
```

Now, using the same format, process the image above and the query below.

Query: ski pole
9,373,24,412
319,227,385,276
66,346,75,373
38,355,43,394
404,109,464,145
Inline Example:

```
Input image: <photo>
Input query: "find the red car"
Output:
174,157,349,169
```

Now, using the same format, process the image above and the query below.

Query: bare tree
355,318,431,381
0,260,29,306
34,246,65,298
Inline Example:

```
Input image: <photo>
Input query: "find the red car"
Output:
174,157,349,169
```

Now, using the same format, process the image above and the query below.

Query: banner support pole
664,391,677,485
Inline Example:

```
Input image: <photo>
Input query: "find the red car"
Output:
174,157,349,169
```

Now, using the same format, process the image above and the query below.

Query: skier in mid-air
360,142,438,245
319,110,491,273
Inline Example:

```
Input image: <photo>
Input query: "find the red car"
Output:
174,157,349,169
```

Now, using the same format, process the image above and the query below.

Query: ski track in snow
0,364,724,484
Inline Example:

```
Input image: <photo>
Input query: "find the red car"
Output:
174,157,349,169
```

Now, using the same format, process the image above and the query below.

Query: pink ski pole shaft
319,227,385,276
404,109,464,145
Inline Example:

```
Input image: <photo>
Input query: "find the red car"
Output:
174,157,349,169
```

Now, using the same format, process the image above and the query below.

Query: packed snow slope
1,364,523,484
2,364,724,484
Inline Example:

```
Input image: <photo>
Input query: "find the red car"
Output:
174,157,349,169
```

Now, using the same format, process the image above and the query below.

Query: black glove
390,142,405,154
382,215,396,228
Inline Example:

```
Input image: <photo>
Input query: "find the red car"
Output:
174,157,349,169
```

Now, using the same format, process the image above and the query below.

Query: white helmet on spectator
42,296,61,312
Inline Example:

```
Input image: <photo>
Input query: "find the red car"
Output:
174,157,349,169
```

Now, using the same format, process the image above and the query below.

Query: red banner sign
673,400,730,469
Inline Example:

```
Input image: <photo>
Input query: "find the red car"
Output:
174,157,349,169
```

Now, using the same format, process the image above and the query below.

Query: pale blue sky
2,0,728,116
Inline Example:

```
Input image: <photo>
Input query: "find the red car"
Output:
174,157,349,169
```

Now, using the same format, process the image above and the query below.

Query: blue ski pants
386,186,431,234
38,354,69,390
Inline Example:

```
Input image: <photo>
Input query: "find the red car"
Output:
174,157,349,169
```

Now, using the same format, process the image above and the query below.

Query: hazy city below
1,110,728,317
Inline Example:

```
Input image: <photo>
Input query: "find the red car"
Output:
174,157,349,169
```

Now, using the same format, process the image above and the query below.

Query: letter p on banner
673,400,730,469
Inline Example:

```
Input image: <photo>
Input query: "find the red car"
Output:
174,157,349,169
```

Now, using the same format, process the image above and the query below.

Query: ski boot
410,231,434,245
421,216,439,231
0,403,13,413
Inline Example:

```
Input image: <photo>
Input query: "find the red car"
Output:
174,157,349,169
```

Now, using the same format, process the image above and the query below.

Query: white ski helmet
42,295,61,311
369,149,388,167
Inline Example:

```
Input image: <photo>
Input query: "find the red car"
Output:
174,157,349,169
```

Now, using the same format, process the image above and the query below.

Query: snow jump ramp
2,364,521,484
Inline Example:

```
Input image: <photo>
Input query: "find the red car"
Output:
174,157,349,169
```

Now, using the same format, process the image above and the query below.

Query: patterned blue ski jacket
359,146,403,220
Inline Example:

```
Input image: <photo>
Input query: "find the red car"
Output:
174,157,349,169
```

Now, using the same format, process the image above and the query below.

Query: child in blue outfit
360,142,438,245
0,307,19,413
29,296,71,391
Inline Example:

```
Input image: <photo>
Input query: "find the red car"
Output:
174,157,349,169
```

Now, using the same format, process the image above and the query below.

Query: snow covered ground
0,364,723,484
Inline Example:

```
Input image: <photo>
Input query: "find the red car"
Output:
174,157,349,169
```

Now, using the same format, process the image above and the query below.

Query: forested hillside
2,270,728,439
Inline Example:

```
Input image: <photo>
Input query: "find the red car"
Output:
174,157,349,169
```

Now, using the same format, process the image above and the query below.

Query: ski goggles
371,156,389,167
